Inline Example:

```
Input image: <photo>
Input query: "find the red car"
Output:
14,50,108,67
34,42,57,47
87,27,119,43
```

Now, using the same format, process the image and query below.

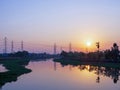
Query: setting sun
86,41,92,47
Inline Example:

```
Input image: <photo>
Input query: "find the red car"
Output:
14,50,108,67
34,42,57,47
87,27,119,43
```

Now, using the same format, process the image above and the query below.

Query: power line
0,37,84,53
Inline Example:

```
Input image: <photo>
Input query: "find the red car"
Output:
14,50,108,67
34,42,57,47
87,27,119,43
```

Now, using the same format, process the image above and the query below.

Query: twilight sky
0,0,120,53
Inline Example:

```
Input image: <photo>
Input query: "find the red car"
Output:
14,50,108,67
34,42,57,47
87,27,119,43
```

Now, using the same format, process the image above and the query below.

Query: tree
111,43,119,61
14,51,29,57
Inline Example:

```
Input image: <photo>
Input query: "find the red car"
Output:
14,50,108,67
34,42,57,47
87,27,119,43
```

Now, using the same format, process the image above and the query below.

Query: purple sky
0,0,120,53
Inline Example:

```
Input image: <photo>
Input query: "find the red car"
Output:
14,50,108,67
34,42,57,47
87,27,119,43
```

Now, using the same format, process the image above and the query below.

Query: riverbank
54,59,120,68
0,58,32,88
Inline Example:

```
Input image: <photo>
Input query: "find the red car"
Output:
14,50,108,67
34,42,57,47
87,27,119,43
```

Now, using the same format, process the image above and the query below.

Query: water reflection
54,60,120,84
79,65,120,84
1,59,120,90
54,62,57,71
0,64,8,73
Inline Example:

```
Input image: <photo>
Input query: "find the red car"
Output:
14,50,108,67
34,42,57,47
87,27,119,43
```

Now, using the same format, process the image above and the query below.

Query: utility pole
69,42,72,52
60,46,63,52
4,37,7,54
11,41,14,53
21,41,23,51
54,43,56,55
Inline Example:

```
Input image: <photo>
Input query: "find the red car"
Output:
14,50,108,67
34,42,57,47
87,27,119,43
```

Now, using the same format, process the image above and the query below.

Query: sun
86,41,92,47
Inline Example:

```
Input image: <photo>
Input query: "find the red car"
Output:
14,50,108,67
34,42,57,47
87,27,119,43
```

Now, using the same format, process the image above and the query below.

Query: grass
0,58,32,88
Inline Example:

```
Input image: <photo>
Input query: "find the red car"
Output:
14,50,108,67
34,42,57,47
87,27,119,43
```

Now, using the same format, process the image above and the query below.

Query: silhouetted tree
104,43,120,62
14,51,29,57
60,51,68,58
111,43,119,61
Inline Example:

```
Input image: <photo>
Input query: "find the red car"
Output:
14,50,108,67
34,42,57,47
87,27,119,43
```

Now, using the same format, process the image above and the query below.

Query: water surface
0,64,8,72
1,59,120,90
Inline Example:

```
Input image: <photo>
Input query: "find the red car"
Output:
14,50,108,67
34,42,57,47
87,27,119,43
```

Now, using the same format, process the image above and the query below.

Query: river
1,59,120,90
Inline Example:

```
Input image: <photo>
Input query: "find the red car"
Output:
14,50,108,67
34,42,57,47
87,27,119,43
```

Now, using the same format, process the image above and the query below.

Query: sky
0,0,120,53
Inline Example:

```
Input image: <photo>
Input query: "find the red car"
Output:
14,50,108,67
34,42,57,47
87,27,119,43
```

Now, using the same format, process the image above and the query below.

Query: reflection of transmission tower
4,37,7,54
11,41,14,53
69,42,72,52
54,43,56,55
54,62,56,71
21,41,23,51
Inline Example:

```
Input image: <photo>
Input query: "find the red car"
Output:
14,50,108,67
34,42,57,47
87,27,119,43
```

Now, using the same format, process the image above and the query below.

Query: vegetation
0,51,56,60
0,58,31,88
59,43,120,63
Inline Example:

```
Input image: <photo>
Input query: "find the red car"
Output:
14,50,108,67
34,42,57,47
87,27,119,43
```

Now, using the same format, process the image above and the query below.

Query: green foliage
0,58,31,88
